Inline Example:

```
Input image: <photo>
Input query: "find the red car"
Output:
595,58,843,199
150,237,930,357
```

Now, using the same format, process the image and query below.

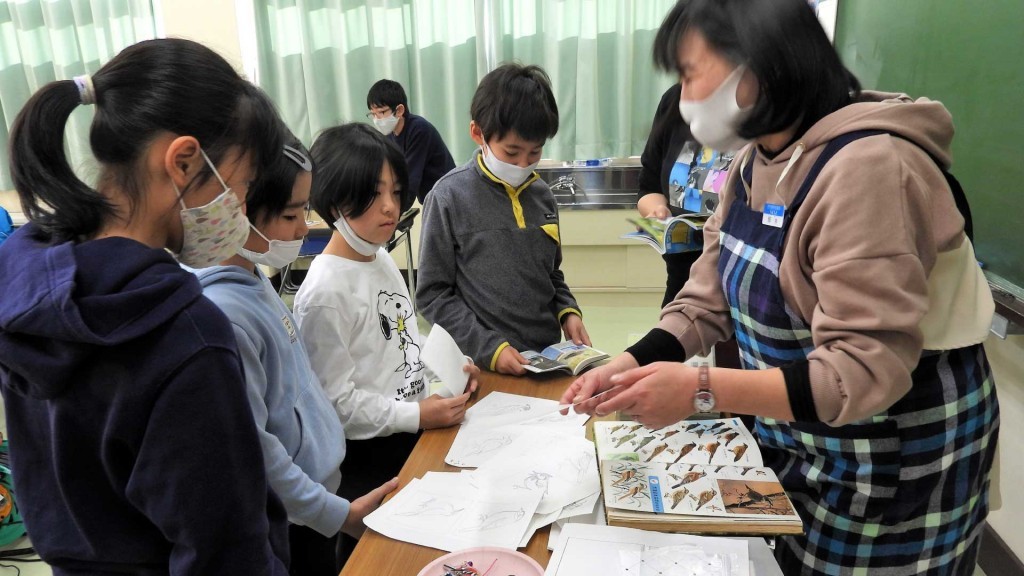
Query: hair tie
282,144,312,171
73,75,96,105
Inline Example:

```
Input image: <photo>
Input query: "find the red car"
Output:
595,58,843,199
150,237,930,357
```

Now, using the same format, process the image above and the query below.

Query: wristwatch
693,363,716,414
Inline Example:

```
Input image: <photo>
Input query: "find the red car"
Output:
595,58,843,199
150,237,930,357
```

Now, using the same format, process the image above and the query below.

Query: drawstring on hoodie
738,142,806,208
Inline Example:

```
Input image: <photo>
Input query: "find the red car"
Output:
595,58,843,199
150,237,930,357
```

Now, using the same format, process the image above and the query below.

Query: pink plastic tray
416,546,544,576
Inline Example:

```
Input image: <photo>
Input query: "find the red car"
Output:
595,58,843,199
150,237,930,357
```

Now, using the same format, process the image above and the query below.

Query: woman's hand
562,314,592,346
559,353,640,414
495,346,527,375
340,477,400,539
596,361,697,429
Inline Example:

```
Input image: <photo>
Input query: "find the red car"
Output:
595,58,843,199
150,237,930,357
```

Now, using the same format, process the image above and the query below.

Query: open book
621,213,711,254
521,342,609,375
594,418,803,535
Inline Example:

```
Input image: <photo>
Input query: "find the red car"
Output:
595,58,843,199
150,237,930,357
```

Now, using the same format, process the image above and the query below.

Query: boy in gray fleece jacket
416,64,590,375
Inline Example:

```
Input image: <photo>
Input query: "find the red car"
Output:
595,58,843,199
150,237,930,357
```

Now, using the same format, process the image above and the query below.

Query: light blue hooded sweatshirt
192,264,349,537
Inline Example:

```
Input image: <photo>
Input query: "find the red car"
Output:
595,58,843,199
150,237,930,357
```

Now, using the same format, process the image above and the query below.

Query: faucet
550,175,581,203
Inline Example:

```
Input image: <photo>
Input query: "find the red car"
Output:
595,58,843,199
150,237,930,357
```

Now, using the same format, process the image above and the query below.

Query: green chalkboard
835,1,1024,288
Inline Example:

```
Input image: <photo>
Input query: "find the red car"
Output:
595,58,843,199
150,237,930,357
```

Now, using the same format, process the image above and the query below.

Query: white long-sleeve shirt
294,250,426,440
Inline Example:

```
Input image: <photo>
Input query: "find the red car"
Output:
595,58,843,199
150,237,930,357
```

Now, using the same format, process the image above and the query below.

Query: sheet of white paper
470,432,600,515
545,524,785,576
548,498,606,551
464,391,565,428
518,508,562,548
420,324,469,398
557,490,600,521
364,477,543,552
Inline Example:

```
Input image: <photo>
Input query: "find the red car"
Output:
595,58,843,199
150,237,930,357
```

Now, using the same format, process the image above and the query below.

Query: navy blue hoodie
0,224,289,575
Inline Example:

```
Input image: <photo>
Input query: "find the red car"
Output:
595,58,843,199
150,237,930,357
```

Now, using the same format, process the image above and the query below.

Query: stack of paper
366,392,601,551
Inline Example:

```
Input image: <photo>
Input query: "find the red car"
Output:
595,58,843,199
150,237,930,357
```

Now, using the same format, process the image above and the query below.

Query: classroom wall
160,0,244,72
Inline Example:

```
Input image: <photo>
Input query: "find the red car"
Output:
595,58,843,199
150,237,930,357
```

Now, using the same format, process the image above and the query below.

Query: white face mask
678,65,753,153
372,114,400,136
237,223,303,269
333,214,382,257
175,149,251,268
481,142,538,188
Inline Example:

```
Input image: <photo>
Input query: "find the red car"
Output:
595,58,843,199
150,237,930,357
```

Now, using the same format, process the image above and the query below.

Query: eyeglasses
366,108,393,120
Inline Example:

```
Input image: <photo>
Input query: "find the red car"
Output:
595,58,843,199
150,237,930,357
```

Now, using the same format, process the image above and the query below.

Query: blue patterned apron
717,132,999,575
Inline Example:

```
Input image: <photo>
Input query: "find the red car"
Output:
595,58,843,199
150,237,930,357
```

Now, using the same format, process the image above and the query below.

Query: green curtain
253,0,480,161
485,0,677,161
252,0,678,163
0,0,157,191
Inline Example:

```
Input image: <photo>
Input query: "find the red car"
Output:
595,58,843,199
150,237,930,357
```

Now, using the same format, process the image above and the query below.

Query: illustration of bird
661,429,681,440
395,497,463,517
693,488,718,511
704,441,721,463
722,431,740,445
635,435,656,451
667,473,684,484
609,424,626,434
744,484,774,507
628,424,644,433
614,433,638,448
460,508,525,531
671,470,706,488
684,423,702,433
645,443,669,462
729,443,748,462
667,442,698,469
617,485,648,502
668,488,690,510
611,468,638,486
707,422,728,434
741,466,755,476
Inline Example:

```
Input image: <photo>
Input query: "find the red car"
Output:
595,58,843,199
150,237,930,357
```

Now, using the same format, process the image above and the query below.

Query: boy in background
367,79,456,203
416,64,590,375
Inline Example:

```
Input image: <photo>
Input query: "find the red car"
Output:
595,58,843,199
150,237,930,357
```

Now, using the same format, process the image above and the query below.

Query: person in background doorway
0,38,290,573
367,79,456,204
293,123,478,561
563,1,998,574
192,136,400,576
416,63,591,375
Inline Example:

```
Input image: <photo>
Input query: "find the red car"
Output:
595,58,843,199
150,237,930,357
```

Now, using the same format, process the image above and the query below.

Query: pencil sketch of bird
693,488,718,511
645,443,669,462
730,443,748,462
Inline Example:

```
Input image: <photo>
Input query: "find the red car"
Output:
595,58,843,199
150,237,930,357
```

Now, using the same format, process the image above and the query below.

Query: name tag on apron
763,203,785,228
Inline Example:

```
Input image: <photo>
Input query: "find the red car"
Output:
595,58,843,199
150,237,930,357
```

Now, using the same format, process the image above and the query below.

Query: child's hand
562,314,592,347
340,477,400,539
419,392,472,429
462,360,481,395
645,205,671,219
495,346,528,375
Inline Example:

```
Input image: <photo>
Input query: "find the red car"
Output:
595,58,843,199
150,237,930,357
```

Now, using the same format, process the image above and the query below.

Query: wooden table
340,371,576,576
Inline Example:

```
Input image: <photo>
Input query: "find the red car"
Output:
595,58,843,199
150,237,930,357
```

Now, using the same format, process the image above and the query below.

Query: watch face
694,390,715,413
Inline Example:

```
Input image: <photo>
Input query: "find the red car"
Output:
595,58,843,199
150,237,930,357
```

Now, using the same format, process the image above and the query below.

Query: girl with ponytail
0,38,290,574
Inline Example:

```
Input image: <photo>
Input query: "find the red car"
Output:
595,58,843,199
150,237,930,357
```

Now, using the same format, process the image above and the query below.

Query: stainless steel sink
537,165,639,210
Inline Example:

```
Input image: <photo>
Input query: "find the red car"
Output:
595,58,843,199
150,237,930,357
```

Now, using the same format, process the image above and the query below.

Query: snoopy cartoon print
377,291,424,379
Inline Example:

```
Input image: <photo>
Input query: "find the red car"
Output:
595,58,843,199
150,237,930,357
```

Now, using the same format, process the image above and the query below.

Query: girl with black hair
0,38,290,573
193,135,401,576
564,1,998,574
293,123,478,561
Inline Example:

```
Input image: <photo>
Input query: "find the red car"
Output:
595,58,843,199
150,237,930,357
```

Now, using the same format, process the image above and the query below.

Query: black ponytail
8,80,115,240
8,38,283,242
